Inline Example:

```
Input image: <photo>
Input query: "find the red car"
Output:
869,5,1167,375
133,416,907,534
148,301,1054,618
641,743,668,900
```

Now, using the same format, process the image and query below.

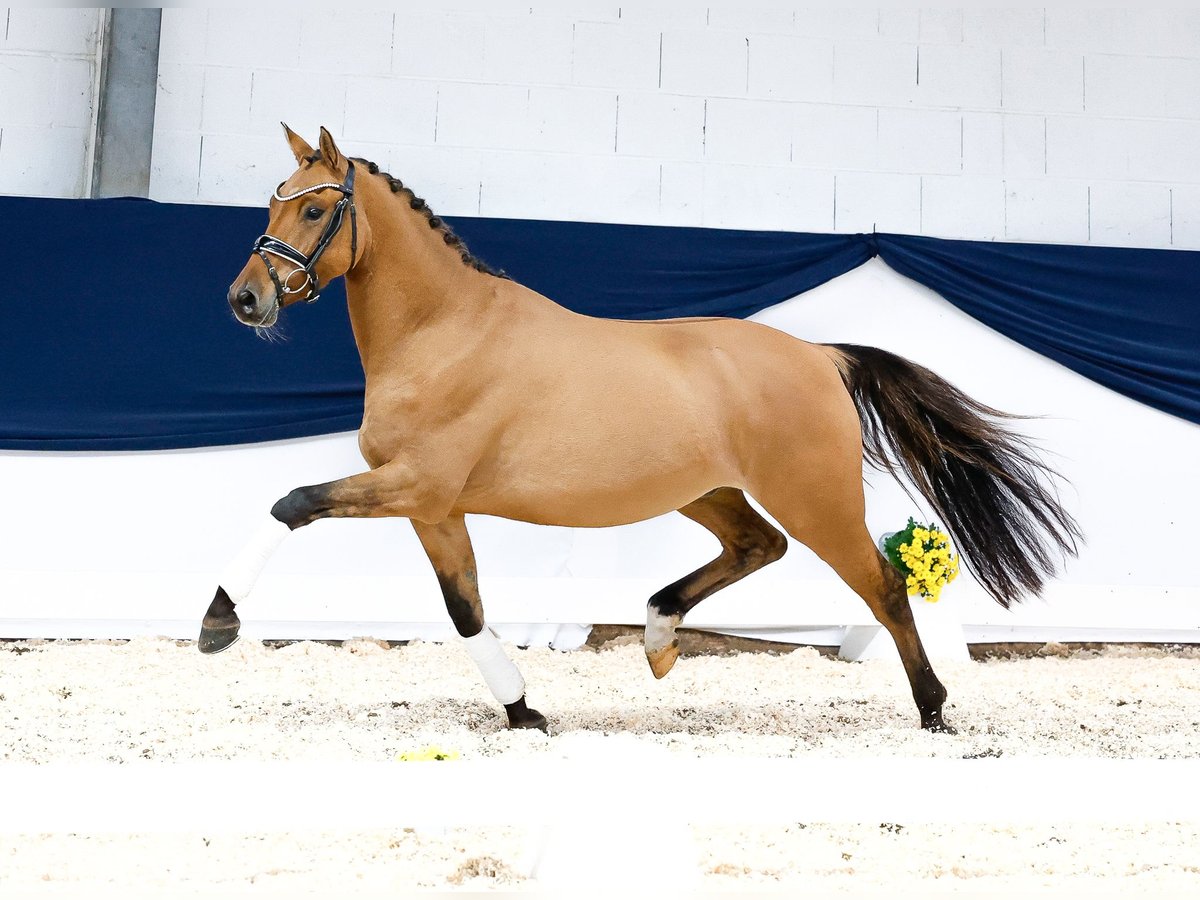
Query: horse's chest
357,394,423,469
357,385,478,472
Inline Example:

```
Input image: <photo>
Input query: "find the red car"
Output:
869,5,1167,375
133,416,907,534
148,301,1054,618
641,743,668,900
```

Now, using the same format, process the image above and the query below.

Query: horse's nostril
237,289,257,312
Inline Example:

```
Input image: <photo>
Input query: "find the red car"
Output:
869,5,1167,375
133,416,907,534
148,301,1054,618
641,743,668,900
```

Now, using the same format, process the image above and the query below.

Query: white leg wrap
218,515,292,604
461,625,525,706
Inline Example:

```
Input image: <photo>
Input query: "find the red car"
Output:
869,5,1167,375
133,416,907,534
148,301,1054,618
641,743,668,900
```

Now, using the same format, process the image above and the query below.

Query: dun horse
200,126,1080,733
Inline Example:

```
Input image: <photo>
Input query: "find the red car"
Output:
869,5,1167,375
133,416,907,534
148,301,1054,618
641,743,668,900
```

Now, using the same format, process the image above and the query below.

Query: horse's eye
304,206,323,221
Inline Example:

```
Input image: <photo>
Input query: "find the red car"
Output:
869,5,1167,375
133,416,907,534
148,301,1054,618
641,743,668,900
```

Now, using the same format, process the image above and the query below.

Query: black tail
829,343,1081,608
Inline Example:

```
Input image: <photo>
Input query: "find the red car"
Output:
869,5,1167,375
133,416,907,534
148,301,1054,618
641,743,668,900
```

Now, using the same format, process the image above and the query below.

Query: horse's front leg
411,516,547,732
198,459,451,654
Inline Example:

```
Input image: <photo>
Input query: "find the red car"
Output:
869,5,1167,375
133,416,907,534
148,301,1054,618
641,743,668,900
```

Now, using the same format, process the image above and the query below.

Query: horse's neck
343,200,489,380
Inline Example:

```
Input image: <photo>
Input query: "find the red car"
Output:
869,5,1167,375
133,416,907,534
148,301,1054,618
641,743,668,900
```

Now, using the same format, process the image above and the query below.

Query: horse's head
227,125,368,328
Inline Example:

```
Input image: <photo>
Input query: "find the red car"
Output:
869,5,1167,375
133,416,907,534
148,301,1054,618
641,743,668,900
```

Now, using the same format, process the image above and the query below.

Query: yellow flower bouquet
881,517,960,602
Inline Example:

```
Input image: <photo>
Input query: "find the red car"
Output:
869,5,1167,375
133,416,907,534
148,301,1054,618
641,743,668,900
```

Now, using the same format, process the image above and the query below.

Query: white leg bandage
218,515,292,604
461,625,525,705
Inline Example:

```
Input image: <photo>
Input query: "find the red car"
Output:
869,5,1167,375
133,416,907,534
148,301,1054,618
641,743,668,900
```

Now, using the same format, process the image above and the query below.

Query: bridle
251,160,357,305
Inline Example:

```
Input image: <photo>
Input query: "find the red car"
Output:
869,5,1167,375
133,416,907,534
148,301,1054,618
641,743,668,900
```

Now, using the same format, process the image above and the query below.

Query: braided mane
303,151,507,279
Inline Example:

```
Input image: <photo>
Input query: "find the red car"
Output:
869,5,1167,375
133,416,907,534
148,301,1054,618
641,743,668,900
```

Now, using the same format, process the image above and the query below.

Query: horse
199,125,1080,734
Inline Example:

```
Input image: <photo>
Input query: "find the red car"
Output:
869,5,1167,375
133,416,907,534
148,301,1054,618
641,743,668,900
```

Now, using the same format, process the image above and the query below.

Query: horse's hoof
646,641,680,679
198,622,241,654
511,710,549,733
922,716,957,735
644,607,682,679
505,698,549,733
199,588,241,654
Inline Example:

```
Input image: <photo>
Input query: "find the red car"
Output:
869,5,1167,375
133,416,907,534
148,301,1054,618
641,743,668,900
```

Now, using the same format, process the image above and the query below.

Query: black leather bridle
252,160,358,305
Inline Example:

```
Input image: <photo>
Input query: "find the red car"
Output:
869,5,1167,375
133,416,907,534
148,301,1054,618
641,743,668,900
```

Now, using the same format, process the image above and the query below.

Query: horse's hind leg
412,515,547,732
645,487,788,678
789,519,953,733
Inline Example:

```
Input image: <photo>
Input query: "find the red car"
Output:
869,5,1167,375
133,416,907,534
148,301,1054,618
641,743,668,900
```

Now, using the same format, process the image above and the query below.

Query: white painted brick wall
704,98,792,165
1005,179,1090,244
435,82,529,150
660,28,748,96
833,41,917,107
746,35,833,103
701,165,832,232
877,10,918,44
1046,9,1200,59
877,108,961,175
795,9,880,41
921,175,1006,241
1003,49,1084,114
527,86,618,154
389,145,483,214
479,152,661,223
257,69,354,140
616,92,704,159
658,161,704,225
1003,115,1046,178
203,10,302,71
0,125,90,198
0,7,100,199
343,77,435,146
834,171,921,234
1172,186,1200,250
792,104,877,171
1085,54,1172,118
298,10,394,77
4,7,97,55
1,54,65,126
392,14,486,81
482,17,574,85
1089,182,1172,248
963,9,1045,48
918,9,964,45
198,132,282,203
8,7,1200,247
707,6,795,34
572,21,660,89
199,68,254,136
131,8,1200,248
916,44,1002,109
960,113,999,174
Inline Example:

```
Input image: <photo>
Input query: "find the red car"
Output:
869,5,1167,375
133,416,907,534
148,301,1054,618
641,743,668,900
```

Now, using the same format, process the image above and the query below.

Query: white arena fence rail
2,571,1198,652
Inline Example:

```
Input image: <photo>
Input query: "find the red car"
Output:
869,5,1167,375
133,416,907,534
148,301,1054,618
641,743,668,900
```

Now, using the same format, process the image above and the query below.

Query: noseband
252,160,357,305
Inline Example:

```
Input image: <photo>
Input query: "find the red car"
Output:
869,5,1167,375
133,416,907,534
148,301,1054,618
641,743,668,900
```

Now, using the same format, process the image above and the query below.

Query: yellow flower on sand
396,746,460,762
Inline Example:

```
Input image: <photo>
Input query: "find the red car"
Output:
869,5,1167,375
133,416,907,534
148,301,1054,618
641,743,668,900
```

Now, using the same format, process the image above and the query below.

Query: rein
252,161,358,305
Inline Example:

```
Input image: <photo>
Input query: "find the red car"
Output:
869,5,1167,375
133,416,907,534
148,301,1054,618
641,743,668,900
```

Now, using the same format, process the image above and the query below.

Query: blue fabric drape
876,235,1200,427
2,195,1197,450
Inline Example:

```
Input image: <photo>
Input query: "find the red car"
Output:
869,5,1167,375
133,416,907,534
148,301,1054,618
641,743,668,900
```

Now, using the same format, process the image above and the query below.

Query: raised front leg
199,459,455,654
645,488,788,678
411,516,547,732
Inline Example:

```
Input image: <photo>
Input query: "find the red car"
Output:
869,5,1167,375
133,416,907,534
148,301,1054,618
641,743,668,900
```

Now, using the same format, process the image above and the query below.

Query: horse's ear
318,126,345,172
282,123,314,165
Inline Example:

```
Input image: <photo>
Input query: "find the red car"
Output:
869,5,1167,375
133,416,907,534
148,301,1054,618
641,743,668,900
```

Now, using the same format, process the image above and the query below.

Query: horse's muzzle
228,283,276,327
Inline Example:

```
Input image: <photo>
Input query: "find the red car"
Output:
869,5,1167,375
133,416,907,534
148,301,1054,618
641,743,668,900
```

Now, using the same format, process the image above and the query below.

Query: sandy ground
1,635,1199,896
